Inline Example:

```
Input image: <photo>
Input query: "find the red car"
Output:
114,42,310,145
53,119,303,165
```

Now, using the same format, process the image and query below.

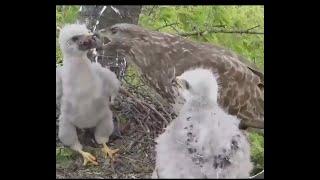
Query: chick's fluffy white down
153,68,253,178
57,24,120,150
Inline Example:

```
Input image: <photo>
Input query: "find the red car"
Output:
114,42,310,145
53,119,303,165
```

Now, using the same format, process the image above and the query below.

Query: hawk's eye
99,29,106,33
93,33,100,38
110,27,118,34
71,36,79,42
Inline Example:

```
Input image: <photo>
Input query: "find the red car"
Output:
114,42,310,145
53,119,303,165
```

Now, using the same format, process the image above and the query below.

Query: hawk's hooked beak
97,29,111,46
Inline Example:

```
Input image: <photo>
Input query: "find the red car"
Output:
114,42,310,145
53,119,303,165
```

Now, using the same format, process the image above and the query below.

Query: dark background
0,0,311,179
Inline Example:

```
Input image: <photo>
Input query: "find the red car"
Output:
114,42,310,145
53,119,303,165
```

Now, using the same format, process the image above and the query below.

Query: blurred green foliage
249,132,264,175
56,147,75,168
56,5,80,64
139,6,264,70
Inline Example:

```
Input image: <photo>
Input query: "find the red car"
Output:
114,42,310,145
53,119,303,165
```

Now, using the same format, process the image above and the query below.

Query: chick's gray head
174,68,219,103
59,24,102,56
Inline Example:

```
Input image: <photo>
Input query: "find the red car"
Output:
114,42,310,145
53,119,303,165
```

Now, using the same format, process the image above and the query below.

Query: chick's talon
102,143,119,161
79,151,98,166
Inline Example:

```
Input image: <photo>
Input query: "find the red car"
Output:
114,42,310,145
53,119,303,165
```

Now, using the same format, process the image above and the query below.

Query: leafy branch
155,22,179,31
159,19,182,34
179,25,263,36
148,5,157,16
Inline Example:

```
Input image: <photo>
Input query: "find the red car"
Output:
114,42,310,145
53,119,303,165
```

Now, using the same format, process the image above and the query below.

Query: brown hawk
99,23,264,129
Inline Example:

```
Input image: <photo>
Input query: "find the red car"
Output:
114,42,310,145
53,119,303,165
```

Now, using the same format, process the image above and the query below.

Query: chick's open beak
172,78,183,89
78,34,103,51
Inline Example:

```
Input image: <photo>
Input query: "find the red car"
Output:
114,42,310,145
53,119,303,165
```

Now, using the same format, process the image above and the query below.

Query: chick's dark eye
185,81,190,90
71,36,79,42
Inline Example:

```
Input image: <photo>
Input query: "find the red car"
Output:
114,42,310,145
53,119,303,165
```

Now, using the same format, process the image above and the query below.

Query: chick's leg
95,109,119,161
59,119,98,166
76,148,98,166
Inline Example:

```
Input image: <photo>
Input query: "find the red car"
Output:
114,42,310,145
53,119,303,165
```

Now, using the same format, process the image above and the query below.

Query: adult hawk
99,23,264,129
